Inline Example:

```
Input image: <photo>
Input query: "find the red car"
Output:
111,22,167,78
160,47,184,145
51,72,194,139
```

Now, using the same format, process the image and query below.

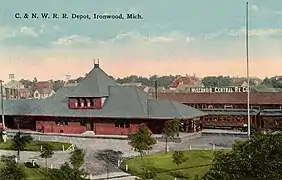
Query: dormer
68,97,102,109
66,60,115,110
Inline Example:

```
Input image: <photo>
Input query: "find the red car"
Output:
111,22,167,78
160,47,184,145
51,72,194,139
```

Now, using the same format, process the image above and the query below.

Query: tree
47,149,88,180
40,143,54,173
33,77,38,84
52,80,65,92
163,119,180,153
203,133,282,180
70,148,85,170
47,163,87,180
115,74,178,87
202,76,232,87
95,149,123,179
128,126,157,165
157,75,175,87
12,131,33,159
261,76,282,89
172,150,186,178
0,155,26,180
19,79,33,89
193,175,201,180
137,168,156,180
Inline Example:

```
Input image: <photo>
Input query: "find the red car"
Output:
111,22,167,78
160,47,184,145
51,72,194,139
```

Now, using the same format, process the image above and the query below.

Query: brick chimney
66,74,71,84
8,74,15,81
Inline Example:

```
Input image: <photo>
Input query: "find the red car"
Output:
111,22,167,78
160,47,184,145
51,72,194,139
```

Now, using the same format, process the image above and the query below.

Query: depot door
86,123,94,131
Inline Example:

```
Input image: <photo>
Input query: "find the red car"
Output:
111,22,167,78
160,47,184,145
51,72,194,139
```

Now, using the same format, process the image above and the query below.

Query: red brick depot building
1,63,206,135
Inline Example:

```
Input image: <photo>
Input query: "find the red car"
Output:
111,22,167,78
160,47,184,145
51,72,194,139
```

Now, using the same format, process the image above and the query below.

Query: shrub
170,171,188,179
24,161,40,168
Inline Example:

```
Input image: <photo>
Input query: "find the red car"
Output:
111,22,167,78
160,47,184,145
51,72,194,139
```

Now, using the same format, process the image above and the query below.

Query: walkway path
90,172,136,180
0,150,70,169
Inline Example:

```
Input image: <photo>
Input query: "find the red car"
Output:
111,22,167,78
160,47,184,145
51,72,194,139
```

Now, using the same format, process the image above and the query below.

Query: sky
0,0,282,82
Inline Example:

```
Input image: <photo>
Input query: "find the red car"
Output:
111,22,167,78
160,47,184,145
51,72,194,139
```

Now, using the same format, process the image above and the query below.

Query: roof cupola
93,58,100,68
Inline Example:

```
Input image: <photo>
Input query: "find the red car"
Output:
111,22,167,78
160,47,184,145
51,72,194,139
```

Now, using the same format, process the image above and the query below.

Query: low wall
5,129,248,143
201,129,248,138
6,130,129,140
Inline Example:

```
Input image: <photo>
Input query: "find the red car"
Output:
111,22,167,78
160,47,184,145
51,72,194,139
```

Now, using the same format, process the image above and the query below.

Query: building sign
186,86,249,93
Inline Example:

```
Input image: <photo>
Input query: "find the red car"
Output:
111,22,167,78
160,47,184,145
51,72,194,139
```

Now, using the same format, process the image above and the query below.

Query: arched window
77,98,81,107
74,99,78,108
86,99,91,107
80,99,85,107
90,98,94,107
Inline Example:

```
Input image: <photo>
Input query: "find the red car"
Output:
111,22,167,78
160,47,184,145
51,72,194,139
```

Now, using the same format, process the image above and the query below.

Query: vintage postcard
0,0,281,179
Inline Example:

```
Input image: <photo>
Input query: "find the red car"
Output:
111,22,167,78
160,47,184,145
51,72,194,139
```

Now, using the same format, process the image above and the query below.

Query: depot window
224,105,233,109
114,119,130,128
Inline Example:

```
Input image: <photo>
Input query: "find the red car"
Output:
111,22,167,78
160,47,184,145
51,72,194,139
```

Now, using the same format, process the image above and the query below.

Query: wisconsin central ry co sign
187,86,249,93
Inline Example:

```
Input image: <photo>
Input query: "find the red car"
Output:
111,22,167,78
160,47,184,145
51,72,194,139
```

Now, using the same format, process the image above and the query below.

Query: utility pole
0,80,5,129
154,79,158,99
246,2,251,139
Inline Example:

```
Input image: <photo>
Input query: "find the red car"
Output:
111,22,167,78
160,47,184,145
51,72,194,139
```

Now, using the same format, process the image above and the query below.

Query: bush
24,161,40,168
170,171,188,179
22,135,33,142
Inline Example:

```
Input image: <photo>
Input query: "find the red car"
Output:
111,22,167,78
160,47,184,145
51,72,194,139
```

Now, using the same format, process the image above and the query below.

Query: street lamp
0,80,6,129
246,2,251,139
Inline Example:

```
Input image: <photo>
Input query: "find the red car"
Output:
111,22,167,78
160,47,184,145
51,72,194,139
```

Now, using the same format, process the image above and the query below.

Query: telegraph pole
0,80,5,129
246,2,251,139
154,79,158,99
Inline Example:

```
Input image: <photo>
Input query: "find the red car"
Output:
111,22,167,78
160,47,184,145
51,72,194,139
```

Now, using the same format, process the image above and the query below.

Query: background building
33,81,55,99
3,74,30,99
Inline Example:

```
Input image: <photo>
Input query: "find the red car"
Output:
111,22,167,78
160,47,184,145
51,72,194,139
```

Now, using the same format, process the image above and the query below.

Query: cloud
53,31,194,47
39,24,61,34
275,10,282,15
53,25,60,31
52,35,93,46
202,27,282,40
0,26,16,40
250,5,259,12
185,36,195,42
233,28,282,37
20,26,38,37
114,31,194,43
204,29,228,40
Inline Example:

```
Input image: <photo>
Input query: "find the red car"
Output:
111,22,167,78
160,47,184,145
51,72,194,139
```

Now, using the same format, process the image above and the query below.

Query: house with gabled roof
33,81,55,99
2,62,206,135
168,75,203,91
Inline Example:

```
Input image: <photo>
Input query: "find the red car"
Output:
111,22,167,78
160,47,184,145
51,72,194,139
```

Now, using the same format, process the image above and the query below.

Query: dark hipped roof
3,99,45,116
2,65,206,120
49,86,76,102
69,64,117,97
148,99,206,119
158,92,282,105
13,86,206,119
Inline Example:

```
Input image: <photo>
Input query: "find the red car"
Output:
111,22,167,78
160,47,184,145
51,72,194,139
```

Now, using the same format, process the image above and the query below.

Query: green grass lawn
0,139,73,179
122,150,228,180
0,162,45,180
21,166,45,180
0,139,72,151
